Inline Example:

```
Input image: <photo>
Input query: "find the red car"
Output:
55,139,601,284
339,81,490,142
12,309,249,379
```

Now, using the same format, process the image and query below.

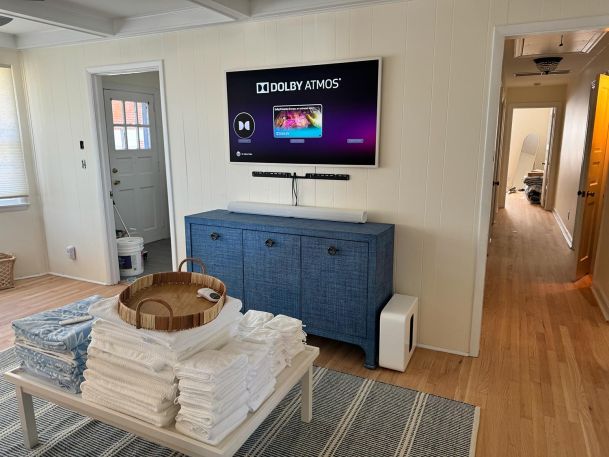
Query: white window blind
0,65,28,200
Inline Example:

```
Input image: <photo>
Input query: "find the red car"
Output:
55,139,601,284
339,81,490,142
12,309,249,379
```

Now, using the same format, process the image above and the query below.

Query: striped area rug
0,348,479,456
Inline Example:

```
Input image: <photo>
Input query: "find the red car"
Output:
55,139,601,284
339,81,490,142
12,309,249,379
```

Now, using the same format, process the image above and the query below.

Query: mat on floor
0,347,479,456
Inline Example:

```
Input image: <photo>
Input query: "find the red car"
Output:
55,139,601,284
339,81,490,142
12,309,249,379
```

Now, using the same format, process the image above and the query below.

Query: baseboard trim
48,272,111,286
14,272,48,280
417,343,471,357
591,283,609,321
552,209,573,248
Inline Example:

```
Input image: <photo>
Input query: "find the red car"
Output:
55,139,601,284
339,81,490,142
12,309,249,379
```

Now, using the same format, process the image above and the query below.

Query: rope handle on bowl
178,257,207,275
135,298,174,331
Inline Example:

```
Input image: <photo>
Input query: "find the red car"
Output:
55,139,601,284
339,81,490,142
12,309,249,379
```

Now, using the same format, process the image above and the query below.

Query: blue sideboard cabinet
185,210,394,368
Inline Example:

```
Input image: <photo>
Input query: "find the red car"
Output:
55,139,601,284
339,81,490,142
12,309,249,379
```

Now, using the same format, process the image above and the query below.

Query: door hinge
109,190,114,198
493,181,500,186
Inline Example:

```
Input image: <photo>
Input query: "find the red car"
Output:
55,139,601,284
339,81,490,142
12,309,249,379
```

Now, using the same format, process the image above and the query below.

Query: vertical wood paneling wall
20,0,609,353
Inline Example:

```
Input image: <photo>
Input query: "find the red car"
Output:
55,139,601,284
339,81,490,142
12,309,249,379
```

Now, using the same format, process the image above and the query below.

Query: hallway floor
1,193,608,456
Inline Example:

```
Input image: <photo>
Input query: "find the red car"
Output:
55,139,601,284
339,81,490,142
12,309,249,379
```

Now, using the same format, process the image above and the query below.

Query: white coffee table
4,345,319,457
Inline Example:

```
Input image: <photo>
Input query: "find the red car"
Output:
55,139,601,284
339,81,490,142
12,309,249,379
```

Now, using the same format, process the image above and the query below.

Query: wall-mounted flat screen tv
226,58,381,167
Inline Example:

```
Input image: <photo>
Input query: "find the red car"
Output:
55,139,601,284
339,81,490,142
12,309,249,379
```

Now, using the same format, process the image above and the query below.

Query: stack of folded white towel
236,310,306,376
264,315,306,366
81,295,243,427
174,349,249,445
222,339,275,412
237,310,285,376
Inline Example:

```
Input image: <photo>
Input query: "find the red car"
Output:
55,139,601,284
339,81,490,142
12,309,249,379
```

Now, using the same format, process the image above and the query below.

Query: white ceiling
503,30,609,88
0,0,401,49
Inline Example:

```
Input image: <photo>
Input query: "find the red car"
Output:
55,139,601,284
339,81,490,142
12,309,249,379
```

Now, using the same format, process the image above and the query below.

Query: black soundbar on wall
252,171,350,181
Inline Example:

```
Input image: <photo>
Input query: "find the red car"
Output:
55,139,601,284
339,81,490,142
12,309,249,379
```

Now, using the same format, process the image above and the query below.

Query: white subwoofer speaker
227,201,367,223
379,294,418,372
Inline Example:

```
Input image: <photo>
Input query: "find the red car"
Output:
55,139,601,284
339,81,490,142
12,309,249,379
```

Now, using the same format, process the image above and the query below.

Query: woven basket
118,258,226,331
0,253,16,290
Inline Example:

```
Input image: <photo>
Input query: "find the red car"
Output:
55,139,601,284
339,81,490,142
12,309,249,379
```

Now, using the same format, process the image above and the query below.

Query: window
110,99,151,151
0,65,28,208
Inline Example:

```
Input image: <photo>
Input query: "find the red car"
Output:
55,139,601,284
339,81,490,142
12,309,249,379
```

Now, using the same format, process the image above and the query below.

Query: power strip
252,171,350,181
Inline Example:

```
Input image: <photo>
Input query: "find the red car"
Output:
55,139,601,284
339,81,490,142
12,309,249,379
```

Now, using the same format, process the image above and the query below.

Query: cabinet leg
15,386,39,449
300,365,313,423
363,347,378,370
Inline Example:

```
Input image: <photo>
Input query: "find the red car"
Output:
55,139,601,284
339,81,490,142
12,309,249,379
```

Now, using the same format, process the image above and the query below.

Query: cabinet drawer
301,237,368,337
190,224,243,299
243,230,300,317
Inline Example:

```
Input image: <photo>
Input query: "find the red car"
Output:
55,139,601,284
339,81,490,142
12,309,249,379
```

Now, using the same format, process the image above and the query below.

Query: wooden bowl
118,258,226,331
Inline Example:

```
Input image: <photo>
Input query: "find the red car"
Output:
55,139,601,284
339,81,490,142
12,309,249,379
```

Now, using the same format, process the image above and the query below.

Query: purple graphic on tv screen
226,59,381,166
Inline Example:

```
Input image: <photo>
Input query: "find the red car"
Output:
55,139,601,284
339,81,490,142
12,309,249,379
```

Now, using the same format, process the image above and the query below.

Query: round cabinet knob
210,232,219,241
328,246,338,256
265,239,274,247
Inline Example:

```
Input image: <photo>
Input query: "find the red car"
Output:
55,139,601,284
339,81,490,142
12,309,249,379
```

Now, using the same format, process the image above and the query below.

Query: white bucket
117,236,144,277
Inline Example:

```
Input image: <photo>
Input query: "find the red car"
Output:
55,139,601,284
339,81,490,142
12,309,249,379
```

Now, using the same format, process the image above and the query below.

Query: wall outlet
66,245,77,260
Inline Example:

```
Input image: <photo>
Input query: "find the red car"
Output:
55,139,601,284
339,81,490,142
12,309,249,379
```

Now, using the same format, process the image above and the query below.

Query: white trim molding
553,209,574,248
86,61,177,285
591,283,609,321
417,344,470,358
48,272,110,286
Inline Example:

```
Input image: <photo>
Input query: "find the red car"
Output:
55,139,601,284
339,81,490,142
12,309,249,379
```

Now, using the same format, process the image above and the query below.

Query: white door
103,89,168,244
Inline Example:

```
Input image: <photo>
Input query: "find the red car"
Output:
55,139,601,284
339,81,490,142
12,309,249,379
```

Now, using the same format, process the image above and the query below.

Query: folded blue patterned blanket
20,360,84,394
12,295,102,353
15,345,86,375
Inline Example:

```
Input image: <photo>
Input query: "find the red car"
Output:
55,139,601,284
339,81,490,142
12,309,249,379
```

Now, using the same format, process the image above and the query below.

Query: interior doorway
88,62,176,285
501,106,557,208
102,74,171,279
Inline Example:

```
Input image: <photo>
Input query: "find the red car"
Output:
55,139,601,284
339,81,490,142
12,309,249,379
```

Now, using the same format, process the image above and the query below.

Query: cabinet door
301,237,368,337
190,224,243,299
243,230,300,317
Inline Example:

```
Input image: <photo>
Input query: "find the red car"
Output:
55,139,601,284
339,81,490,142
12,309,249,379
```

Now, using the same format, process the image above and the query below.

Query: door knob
113,180,121,185
112,168,118,174
587,191,596,197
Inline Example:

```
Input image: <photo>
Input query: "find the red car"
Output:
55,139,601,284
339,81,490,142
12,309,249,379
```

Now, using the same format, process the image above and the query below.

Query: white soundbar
227,201,367,223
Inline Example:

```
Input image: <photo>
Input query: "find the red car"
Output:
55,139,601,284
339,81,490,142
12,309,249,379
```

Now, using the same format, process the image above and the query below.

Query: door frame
86,61,176,284
497,102,563,211
471,14,609,356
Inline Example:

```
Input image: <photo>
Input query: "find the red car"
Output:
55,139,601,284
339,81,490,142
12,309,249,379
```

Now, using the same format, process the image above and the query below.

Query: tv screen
226,58,381,167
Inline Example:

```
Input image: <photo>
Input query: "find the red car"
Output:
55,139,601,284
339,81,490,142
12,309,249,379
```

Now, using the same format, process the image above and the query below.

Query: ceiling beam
185,0,251,20
250,0,398,18
0,0,114,37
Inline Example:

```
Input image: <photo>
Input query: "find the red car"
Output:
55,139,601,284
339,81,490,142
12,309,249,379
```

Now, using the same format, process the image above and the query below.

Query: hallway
478,192,609,456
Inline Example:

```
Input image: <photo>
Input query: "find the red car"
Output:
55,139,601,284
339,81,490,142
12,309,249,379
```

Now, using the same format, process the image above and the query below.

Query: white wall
19,0,609,354
0,47,47,278
506,108,552,189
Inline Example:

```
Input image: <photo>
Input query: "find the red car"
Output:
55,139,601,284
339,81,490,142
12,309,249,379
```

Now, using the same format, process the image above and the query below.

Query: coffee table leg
300,365,313,423
15,386,39,449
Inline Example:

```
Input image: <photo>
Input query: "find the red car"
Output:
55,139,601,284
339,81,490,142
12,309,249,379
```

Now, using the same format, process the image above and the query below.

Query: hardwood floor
1,193,608,456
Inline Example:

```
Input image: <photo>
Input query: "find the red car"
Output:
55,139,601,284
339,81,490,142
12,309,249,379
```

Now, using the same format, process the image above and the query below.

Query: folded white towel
178,399,247,428
81,381,179,426
239,310,274,330
175,405,249,445
178,390,249,416
264,314,303,333
222,340,271,368
90,323,236,371
248,381,275,412
83,368,178,404
178,376,246,399
86,356,176,388
175,350,247,382
86,346,175,383
88,295,243,352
